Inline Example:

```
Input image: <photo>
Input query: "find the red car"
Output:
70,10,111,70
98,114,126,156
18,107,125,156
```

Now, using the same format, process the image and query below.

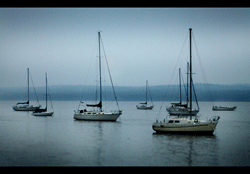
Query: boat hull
153,130,214,135
212,106,236,111
74,111,121,121
166,107,199,116
13,105,41,111
152,118,219,135
32,112,54,116
136,105,154,110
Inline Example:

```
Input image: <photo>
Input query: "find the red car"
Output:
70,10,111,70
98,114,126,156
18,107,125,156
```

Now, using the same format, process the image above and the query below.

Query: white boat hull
74,111,122,121
32,112,54,116
136,105,154,110
166,107,199,116
13,105,41,111
152,116,220,135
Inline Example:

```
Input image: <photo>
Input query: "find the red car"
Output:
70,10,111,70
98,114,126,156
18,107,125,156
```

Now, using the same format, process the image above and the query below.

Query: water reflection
152,133,218,166
2,101,250,166
96,122,103,166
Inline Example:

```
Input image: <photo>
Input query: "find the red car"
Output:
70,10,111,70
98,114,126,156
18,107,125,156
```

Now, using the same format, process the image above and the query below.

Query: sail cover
86,101,102,108
33,107,47,113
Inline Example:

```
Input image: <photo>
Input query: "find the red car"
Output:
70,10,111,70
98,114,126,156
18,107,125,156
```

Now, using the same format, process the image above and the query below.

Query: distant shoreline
1,83,250,102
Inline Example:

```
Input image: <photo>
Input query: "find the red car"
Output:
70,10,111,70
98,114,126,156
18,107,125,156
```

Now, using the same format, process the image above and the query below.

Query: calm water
1,100,250,166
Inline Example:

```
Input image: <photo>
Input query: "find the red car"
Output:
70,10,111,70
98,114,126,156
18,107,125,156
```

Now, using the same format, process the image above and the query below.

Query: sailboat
74,31,122,121
12,68,41,111
152,28,220,135
136,80,154,110
166,67,199,116
32,73,54,116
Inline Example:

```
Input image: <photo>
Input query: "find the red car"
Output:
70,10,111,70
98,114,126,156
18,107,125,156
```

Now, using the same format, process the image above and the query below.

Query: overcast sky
0,8,249,87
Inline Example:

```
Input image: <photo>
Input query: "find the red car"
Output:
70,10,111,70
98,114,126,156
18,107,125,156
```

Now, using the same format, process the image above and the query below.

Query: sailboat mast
146,80,148,105
189,28,192,120
179,68,181,104
187,62,189,106
27,68,29,104
98,31,102,110
45,73,47,110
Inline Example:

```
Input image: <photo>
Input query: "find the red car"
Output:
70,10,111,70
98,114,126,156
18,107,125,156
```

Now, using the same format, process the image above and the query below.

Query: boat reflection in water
152,133,219,166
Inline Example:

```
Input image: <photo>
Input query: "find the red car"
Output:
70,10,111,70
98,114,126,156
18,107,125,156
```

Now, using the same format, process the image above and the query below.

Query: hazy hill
1,83,250,102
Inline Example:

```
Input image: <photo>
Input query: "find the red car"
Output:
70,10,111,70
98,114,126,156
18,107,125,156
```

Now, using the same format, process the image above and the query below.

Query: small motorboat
212,106,237,111
136,104,154,110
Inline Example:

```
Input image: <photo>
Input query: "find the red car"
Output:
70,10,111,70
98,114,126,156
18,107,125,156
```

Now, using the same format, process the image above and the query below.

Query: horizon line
1,82,250,88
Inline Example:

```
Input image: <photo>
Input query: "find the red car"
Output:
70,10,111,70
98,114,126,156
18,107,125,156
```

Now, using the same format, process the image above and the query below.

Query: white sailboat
12,68,41,111
136,80,154,110
74,31,122,121
32,73,54,116
152,28,220,135
152,116,220,135
166,67,199,116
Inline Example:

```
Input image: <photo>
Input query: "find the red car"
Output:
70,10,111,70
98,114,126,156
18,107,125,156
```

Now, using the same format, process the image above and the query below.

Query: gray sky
0,8,249,87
